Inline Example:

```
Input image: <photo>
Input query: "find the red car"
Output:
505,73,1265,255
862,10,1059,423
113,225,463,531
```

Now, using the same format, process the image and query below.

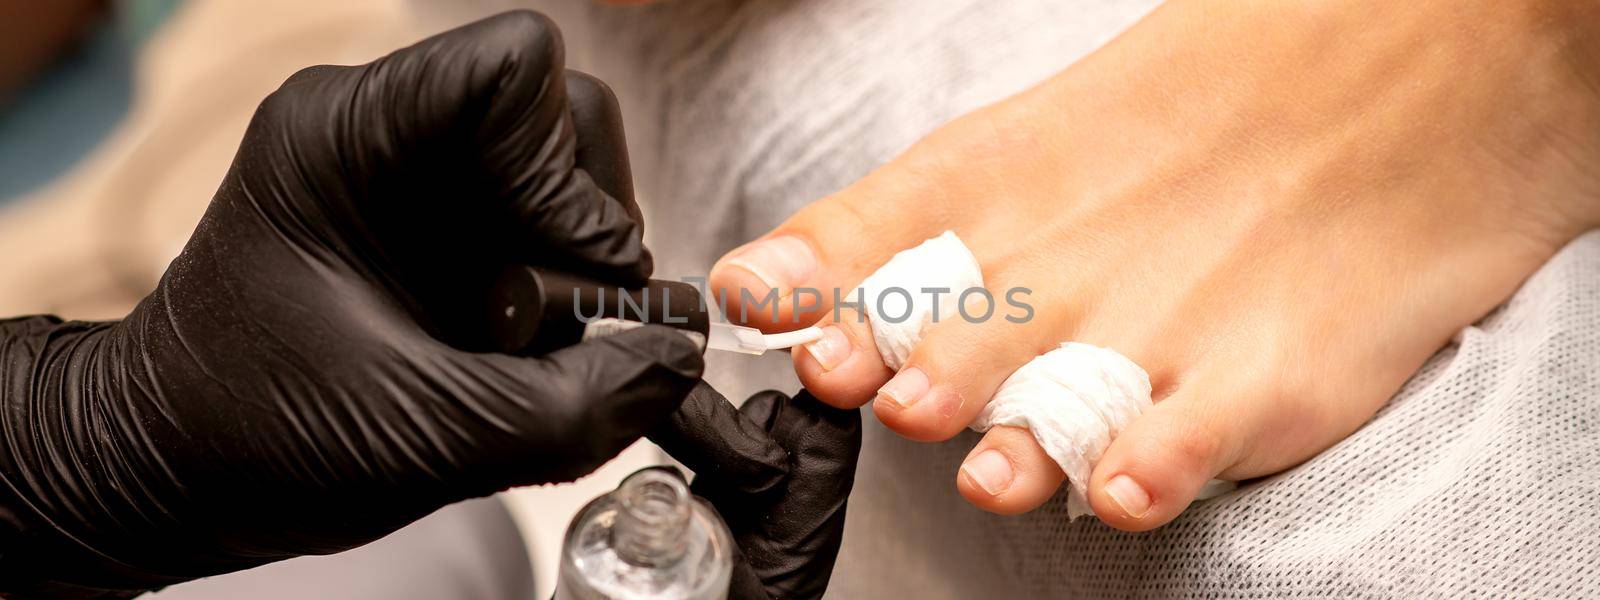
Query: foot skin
710,0,1600,530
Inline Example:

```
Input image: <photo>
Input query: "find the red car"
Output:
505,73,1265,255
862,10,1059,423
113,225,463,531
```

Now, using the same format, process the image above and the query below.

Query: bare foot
709,0,1600,530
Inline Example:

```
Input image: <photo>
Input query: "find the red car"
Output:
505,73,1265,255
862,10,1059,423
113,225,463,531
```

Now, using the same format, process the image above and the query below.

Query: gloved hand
0,11,704,598
651,386,862,600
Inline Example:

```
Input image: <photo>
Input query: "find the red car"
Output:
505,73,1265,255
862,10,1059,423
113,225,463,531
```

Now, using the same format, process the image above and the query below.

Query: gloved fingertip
564,70,638,221
653,383,790,495
736,390,787,429
469,10,562,74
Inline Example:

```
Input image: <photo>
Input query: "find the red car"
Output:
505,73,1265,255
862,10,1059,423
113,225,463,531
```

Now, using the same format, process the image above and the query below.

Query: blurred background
0,1,654,596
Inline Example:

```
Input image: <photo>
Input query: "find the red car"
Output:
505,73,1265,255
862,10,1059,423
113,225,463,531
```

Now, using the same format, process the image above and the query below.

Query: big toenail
802,326,852,371
714,236,816,293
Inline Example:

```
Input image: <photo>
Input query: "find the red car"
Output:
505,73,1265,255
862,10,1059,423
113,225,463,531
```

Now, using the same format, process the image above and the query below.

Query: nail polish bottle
555,468,734,600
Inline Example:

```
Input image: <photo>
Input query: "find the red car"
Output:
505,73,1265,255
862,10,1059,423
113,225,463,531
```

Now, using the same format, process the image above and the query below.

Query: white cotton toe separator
853,231,1234,519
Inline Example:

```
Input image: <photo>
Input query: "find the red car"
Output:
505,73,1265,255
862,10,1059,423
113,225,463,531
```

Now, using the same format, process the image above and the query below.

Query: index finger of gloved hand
360,11,652,284
564,70,644,229
646,382,790,495
465,324,704,485
707,169,940,333
466,17,651,283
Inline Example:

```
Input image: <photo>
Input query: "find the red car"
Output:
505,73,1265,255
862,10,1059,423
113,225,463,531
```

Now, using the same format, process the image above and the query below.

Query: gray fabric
417,1,1600,597
144,497,533,599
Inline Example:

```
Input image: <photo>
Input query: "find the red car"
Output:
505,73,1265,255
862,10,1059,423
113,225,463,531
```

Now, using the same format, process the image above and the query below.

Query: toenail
876,367,929,409
715,236,816,293
961,449,1014,496
802,326,852,371
1105,474,1152,519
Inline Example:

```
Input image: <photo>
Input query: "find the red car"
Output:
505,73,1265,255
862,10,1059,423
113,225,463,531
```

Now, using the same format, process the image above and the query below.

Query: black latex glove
0,11,703,598
651,385,862,600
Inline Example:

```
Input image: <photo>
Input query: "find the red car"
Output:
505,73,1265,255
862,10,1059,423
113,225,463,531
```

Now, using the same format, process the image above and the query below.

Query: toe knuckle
1162,420,1229,472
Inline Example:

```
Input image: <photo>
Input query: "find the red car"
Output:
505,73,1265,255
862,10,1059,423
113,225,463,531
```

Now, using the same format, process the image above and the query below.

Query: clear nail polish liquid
555,468,734,600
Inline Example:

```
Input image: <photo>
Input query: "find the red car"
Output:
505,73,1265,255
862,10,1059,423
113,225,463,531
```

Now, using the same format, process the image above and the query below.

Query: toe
709,172,938,332
1087,379,1249,531
872,293,1055,442
793,309,894,409
956,426,1066,515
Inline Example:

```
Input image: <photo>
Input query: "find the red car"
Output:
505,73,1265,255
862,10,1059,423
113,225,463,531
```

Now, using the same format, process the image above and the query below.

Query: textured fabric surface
420,0,1600,597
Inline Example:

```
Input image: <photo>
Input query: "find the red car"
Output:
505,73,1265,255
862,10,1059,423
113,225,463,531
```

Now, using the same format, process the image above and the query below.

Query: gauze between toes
851,231,1231,519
